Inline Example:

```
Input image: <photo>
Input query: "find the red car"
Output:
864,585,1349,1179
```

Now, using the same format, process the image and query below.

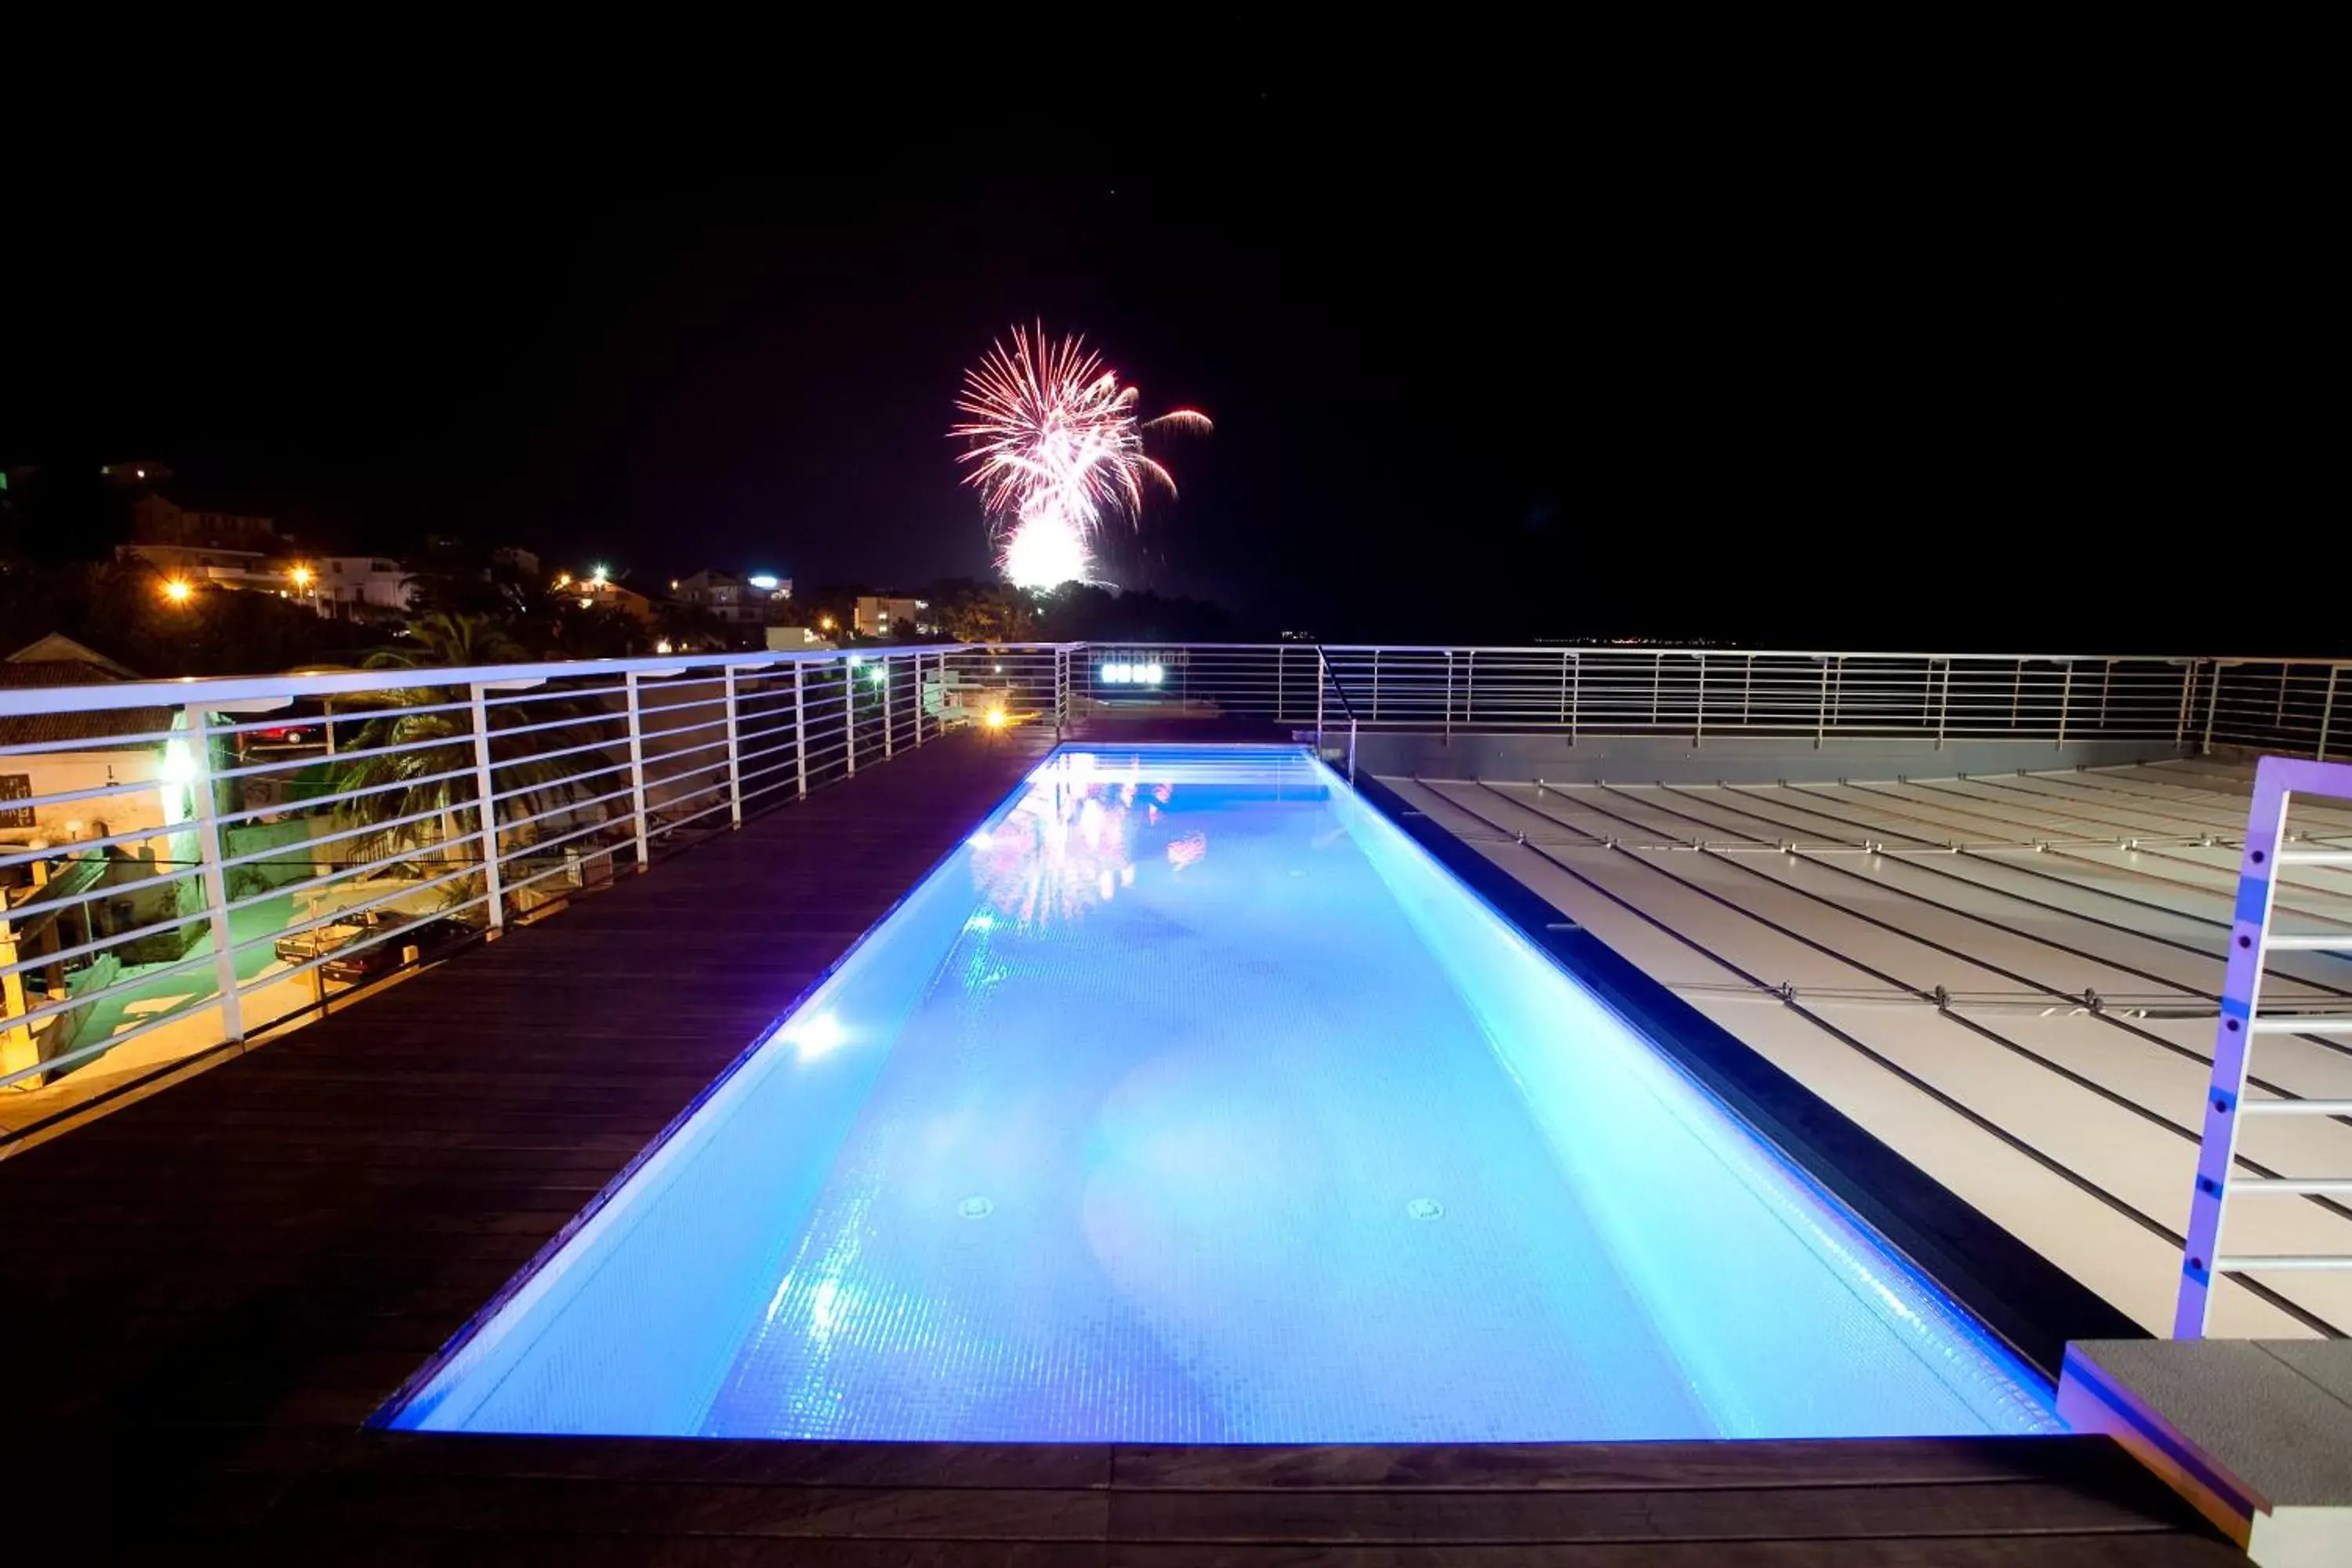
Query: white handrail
2174,753,2352,1338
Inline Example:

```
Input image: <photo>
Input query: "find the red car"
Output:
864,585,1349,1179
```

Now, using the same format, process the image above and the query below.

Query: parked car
273,911,477,982
321,916,476,982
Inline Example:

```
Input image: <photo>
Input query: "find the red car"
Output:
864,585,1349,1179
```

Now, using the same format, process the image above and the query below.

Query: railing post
1831,656,1844,729
2009,659,2024,729
467,683,506,931
1650,656,1661,728
1315,652,1325,754
793,662,809,799
1443,652,1454,742
844,661,857,777
1816,659,1829,749
2057,662,2073,748
1741,656,1752,728
913,652,924,746
183,702,244,1043
2098,659,2114,733
2203,664,2223,754
2321,666,2340,761
1278,644,1287,724
1371,648,1381,720
1465,650,1475,727
623,671,651,872
1935,660,1950,751
1570,654,1580,747
1694,654,1706,748
2177,662,2197,750
722,666,745,828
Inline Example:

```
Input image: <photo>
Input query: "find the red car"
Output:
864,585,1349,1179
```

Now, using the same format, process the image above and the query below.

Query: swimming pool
387,745,2060,1442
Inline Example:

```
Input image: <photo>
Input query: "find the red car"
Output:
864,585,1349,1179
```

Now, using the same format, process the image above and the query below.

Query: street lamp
162,578,193,605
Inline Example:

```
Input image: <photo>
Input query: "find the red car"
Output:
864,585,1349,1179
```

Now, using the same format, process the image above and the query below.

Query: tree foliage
324,615,625,885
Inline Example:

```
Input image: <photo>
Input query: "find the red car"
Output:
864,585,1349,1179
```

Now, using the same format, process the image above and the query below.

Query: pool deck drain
0,722,2236,1560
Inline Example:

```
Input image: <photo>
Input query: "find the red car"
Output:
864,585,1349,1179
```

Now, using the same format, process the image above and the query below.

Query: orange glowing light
162,578,193,604
984,706,1008,729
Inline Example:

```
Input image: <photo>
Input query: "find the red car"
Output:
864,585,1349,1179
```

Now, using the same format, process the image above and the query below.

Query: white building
0,637,183,844
852,595,931,639
673,569,790,628
310,556,415,615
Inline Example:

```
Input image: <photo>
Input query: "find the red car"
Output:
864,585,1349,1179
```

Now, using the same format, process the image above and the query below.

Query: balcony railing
1076,645,2348,753
2,640,2344,1149
1,642,1064,1145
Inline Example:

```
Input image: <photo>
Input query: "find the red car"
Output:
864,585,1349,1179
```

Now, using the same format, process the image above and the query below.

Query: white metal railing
2175,754,2352,1337
0,641,1064,1144
5,638,2345,1147
1076,646,2349,754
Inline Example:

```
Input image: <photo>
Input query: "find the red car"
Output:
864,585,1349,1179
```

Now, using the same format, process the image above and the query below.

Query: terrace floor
0,726,2229,1561
1387,757,2352,1340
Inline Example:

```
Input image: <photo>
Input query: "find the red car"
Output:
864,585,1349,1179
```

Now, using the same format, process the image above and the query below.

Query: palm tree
323,615,626,904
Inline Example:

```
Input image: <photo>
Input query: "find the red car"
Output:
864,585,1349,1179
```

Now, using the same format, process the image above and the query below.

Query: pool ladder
1316,646,1360,785
2175,755,2352,1337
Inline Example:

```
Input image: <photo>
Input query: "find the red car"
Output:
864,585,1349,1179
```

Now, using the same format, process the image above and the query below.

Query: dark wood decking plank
271,1473,1112,1540
1102,1539,2242,1566
1109,1435,2151,1493
1104,1479,2195,1544
234,1538,1108,1568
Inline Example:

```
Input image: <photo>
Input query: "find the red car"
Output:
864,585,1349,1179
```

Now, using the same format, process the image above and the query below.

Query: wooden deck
0,725,2230,1561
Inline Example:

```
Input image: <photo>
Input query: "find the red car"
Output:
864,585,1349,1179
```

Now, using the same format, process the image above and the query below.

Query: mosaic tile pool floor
392,748,2060,1442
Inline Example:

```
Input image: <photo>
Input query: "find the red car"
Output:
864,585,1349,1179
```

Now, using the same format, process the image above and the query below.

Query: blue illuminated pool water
390,746,2060,1441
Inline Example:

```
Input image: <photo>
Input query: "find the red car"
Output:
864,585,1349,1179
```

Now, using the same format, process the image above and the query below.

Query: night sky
5,76,2326,649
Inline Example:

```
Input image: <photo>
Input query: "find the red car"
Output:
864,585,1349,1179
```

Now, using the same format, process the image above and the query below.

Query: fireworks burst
952,325,1210,590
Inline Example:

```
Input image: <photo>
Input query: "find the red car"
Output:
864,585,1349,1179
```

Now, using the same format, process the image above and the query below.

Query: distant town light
747,573,780,590
670,579,681,590
554,572,572,588
655,639,673,655
162,578,193,604
289,565,313,587
868,666,889,686
818,615,836,632
578,597,592,609
590,564,609,583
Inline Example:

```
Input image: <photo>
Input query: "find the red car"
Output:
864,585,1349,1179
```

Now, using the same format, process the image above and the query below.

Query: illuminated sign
1098,662,1165,686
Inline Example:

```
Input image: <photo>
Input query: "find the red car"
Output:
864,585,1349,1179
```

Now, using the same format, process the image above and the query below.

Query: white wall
0,749,170,840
